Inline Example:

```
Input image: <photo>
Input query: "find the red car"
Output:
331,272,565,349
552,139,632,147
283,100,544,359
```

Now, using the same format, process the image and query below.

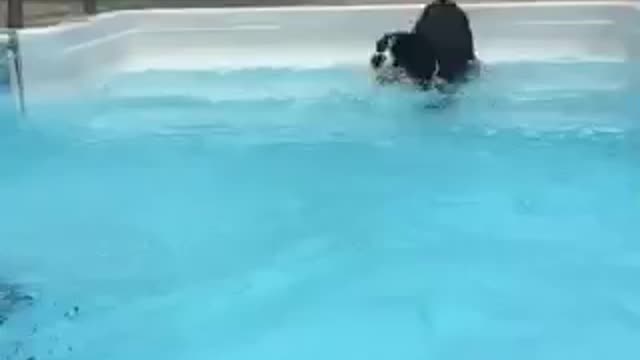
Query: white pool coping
12,1,640,107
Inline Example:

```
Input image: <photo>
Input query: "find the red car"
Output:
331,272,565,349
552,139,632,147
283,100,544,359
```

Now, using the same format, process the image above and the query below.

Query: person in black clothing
413,0,480,89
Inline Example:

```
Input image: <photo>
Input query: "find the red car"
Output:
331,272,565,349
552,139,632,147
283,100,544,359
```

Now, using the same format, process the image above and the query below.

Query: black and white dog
370,0,479,93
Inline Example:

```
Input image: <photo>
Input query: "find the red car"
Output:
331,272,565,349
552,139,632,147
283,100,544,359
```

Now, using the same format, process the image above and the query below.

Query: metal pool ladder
1,30,25,115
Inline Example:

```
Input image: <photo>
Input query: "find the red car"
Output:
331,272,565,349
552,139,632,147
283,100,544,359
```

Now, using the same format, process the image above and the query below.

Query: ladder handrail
6,32,25,115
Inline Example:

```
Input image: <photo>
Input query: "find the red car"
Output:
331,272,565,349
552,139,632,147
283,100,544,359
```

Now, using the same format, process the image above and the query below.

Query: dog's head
370,33,410,85
370,32,437,88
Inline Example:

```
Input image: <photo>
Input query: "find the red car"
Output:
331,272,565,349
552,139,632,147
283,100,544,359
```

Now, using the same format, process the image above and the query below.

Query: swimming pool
2,58,640,359
2,2,640,360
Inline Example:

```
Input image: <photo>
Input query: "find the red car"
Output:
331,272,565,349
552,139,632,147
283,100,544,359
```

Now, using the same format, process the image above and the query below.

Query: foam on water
25,62,640,138
2,62,640,360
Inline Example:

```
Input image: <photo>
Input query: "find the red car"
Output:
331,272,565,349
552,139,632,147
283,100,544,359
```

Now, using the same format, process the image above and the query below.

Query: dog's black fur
370,0,477,90
370,31,438,90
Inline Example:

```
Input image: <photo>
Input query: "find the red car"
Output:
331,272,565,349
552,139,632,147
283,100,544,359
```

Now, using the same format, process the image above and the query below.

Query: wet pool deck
0,0,619,28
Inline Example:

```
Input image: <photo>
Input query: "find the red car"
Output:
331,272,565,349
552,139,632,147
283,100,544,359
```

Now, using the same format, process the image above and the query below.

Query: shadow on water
0,283,35,326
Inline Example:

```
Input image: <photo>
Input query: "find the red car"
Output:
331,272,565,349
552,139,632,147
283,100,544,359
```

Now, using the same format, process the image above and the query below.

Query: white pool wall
15,1,640,106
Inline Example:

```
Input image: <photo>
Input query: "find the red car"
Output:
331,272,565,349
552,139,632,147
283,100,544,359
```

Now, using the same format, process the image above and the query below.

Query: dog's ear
376,34,392,53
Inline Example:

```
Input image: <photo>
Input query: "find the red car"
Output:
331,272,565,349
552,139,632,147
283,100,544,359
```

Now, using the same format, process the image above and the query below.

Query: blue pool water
2,62,640,360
